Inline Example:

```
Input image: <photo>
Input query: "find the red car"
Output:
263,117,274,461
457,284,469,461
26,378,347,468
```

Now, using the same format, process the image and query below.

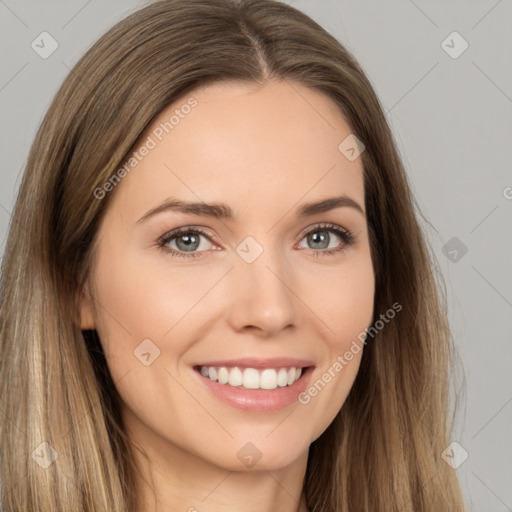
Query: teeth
277,368,289,387
217,367,229,384
243,368,260,389
198,366,303,389
260,369,277,390
228,367,243,387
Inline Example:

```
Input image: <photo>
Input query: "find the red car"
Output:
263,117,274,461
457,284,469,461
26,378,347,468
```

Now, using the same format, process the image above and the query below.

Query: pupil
310,231,329,249
177,234,199,251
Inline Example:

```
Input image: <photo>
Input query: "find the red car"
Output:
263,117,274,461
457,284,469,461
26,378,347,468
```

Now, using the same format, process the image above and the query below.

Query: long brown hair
0,0,466,510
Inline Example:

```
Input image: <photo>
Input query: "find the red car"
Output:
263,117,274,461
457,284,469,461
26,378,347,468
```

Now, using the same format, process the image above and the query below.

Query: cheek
304,251,375,348
88,248,218,429
295,254,374,438
92,246,202,339
89,241,233,381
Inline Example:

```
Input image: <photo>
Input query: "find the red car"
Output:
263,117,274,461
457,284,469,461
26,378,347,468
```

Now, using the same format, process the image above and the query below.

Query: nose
225,244,297,337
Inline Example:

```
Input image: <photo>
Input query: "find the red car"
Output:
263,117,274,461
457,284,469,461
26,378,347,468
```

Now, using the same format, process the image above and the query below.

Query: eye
296,223,355,257
157,223,356,259
157,227,218,259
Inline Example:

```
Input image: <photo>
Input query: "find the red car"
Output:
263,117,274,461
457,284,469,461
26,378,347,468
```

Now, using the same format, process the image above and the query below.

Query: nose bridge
226,234,297,334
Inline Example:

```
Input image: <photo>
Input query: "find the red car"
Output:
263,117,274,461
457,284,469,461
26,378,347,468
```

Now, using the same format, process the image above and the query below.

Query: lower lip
193,367,314,412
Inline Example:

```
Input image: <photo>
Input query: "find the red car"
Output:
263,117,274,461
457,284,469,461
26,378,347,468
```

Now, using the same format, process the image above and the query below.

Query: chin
196,431,312,473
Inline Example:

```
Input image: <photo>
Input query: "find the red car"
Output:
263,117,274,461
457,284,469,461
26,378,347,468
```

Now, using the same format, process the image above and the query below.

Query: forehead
111,79,365,219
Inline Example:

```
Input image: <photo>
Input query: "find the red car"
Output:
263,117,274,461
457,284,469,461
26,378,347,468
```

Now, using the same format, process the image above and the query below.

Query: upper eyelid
160,226,218,244
297,222,350,238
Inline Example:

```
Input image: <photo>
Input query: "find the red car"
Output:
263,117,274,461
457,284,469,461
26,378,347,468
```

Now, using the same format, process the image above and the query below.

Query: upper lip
193,357,315,369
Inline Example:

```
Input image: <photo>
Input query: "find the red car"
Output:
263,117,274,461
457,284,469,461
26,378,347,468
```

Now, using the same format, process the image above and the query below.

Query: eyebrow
136,194,365,224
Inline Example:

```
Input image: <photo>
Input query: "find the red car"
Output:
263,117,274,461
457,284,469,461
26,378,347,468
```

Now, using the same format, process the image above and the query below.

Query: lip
192,361,315,413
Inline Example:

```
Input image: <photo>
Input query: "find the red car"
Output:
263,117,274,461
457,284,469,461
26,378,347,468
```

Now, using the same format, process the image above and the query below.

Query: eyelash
156,223,356,259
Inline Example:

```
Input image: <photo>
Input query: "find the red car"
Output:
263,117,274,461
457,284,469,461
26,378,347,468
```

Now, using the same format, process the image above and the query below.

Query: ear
79,282,96,330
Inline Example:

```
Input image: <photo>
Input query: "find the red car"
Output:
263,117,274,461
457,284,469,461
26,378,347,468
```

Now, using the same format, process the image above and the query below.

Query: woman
0,0,466,510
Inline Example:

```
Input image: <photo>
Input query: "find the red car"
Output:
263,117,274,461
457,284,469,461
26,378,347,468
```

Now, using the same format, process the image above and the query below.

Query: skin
80,79,375,512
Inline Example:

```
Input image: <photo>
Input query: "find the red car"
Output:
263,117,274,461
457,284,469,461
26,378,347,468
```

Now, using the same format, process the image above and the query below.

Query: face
81,79,375,475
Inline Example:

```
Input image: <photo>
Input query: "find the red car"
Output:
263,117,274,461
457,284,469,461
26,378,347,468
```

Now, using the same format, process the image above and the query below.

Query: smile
192,357,315,411
198,365,303,390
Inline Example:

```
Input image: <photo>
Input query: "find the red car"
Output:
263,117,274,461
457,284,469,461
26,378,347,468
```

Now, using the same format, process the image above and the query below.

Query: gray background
1,1,511,510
